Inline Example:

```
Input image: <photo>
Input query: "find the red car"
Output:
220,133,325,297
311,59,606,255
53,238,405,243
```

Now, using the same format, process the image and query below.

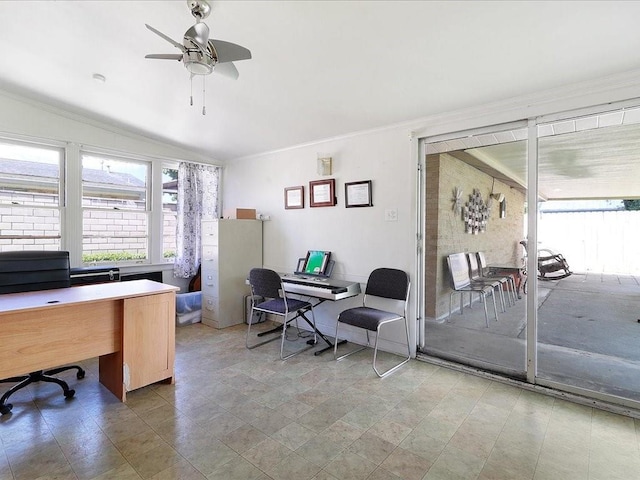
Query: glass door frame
418,100,640,412
530,100,640,411
417,119,529,378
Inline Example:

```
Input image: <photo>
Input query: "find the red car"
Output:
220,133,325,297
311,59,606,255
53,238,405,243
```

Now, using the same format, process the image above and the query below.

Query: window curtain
174,162,220,278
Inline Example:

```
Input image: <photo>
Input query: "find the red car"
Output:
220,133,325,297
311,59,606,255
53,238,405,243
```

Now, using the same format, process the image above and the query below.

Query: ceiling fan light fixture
186,61,213,75
183,48,214,74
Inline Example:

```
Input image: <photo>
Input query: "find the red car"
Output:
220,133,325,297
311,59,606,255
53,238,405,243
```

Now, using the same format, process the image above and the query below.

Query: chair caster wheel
0,404,13,415
65,389,75,399
77,370,85,380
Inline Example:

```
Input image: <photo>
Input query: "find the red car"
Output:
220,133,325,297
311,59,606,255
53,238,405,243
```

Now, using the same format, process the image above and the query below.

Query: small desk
488,264,526,298
252,274,362,355
0,280,179,403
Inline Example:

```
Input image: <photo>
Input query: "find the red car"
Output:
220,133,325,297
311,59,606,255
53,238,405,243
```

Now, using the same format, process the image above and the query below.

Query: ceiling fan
144,0,251,113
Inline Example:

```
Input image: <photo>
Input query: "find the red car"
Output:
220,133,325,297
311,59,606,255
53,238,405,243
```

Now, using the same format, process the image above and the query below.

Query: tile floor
1,322,639,480
424,272,640,400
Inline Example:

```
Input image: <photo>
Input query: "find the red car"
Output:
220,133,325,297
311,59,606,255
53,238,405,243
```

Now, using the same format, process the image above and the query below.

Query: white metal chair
334,268,410,378
447,253,499,327
476,251,517,305
467,252,509,310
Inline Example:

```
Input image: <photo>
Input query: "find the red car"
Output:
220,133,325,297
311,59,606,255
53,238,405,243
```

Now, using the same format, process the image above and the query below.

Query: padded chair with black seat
0,251,85,415
447,253,499,327
246,268,318,360
334,268,410,378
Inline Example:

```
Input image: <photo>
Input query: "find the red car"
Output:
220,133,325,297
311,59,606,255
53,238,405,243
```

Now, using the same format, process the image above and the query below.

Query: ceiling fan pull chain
190,74,194,106
202,76,206,115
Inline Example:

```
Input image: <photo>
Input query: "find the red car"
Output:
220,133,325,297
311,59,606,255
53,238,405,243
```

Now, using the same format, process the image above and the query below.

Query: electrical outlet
385,208,398,222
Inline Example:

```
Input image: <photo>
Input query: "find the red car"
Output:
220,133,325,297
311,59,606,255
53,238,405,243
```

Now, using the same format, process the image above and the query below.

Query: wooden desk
0,280,178,402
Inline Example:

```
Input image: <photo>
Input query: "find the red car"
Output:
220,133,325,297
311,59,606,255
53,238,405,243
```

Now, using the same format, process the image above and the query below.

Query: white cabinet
201,219,262,329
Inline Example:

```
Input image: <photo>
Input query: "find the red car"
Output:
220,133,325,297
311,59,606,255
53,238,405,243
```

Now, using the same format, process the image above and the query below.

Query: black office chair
0,251,85,415
246,268,318,360
334,268,411,378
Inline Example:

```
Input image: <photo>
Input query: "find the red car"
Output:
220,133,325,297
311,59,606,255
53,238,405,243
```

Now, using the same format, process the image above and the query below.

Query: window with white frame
81,152,150,264
162,164,179,262
0,139,64,252
0,134,218,267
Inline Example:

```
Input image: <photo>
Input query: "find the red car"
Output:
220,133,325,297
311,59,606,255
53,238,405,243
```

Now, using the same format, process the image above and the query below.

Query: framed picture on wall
345,180,373,208
284,186,304,209
309,179,336,207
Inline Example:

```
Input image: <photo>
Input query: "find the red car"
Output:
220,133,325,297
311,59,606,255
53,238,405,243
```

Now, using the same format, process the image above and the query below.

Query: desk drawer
202,245,219,262
0,301,121,378
202,220,218,237
202,295,219,317
201,271,218,292
201,295,222,329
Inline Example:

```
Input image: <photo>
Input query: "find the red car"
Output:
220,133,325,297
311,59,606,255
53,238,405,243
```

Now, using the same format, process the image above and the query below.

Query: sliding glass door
535,106,640,404
418,102,640,410
419,122,528,379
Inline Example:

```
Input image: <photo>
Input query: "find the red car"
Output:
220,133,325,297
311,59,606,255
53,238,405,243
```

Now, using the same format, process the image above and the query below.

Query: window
162,165,178,262
0,133,219,267
81,153,150,264
0,139,63,252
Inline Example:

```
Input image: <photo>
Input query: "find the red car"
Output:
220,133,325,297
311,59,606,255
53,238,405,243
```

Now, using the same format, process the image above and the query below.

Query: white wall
0,92,213,163
223,126,420,355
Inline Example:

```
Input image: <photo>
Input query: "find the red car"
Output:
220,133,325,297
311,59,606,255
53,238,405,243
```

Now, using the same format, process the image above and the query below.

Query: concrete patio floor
421,272,640,402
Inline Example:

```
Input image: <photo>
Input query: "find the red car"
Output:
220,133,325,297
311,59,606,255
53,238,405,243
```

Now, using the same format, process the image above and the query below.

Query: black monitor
295,250,333,277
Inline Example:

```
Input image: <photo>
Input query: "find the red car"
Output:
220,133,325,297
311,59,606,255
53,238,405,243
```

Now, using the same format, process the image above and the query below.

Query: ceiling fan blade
145,54,183,60
145,24,186,53
209,39,252,63
214,61,239,80
184,22,210,53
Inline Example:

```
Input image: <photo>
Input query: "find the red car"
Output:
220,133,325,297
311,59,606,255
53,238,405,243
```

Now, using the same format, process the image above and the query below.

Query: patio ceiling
430,109,640,201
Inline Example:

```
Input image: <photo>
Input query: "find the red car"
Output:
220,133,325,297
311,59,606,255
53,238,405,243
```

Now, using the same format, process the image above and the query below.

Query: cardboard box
221,208,258,219
236,208,256,219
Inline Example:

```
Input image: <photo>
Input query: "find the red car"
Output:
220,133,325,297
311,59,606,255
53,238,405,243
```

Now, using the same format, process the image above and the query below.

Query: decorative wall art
487,186,507,219
463,189,489,234
451,187,463,214
309,179,336,207
284,186,304,209
345,180,372,208
316,154,333,176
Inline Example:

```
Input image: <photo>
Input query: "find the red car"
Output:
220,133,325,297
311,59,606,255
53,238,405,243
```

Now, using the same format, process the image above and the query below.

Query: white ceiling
428,109,640,200
1,1,640,163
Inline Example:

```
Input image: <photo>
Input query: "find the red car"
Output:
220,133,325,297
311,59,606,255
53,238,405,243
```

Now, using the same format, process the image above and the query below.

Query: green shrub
82,251,176,263
82,252,147,263
623,199,640,211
